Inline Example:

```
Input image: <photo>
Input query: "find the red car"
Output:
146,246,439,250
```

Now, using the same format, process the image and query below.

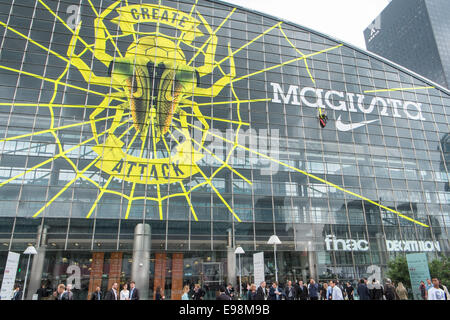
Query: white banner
0,251,20,300
253,252,265,286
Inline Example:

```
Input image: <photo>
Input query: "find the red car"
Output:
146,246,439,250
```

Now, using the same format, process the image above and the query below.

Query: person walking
336,281,345,299
225,283,234,299
425,279,433,291
155,286,165,300
320,282,328,300
384,279,397,300
357,279,370,300
367,279,382,300
424,278,432,299
296,280,308,300
330,280,344,300
427,277,446,300
11,285,22,300
438,280,449,300
120,283,130,300
327,280,333,300
308,279,319,301
284,280,296,300
268,281,282,300
129,281,139,300
255,281,268,300
182,285,190,300
36,283,49,300
105,282,119,300
344,282,354,300
419,281,427,300
54,284,69,300
66,284,74,300
217,286,232,300
90,286,103,300
247,283,257,300
395,282,408,300
192,283,205,300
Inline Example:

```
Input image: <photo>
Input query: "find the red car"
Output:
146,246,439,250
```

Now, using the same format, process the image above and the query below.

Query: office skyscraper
364,0,450,89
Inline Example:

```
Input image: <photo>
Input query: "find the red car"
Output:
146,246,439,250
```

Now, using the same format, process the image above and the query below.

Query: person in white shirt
427,278,445,300
120,283,130,300
330,280,344,300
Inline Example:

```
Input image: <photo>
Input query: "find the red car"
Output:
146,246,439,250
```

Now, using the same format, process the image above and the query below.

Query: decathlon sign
270,83,426,132
325,235,441,252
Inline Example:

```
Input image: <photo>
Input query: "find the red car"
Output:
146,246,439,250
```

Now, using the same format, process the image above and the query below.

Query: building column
131,223,151,300
226,229,236,288
26,225,47,300
308,250,317,281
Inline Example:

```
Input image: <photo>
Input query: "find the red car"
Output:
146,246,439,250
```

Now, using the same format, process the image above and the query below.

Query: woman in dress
181,285,190,300
120,283,130,300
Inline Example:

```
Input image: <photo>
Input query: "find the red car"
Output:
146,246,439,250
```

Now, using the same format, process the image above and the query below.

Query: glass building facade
364,0,450,89
0,0,448,300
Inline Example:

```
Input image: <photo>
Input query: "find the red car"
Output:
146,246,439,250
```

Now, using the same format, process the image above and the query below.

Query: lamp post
267,235,281,284
234,246,245,299
22,245,37,300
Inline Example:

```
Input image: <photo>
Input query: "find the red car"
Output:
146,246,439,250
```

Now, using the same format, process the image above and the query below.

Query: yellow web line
172,125,251,185
187,7,236,66
162,130,199,221
0,118,130,189
123,127,147,219
214,21,283,68
168,130,241,222
0,113,129,143
0,103,122,109
178,181,199,221
232,43,343,83
181,98,270,108
278,25,316,85
180,112,249,126
174,121,430,228
32,155,101,218
85,124,136,219
0,64,126,103
37,0,95,55
0,20,69,63
175,0,198,49
364,86,434,93
87,0,123,58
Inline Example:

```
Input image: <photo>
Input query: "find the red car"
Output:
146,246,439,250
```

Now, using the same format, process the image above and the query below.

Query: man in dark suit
104,282,119,300
357,278,370,300
284,280,296,300
216,286,232,300
224,283,234,299
296,280,308,300
54,283,69,300
129,281,139,300
255,281,268,300
36,283,48,300
268,281,282,300
192,284,205,300
90,286,103,300
11,286,22,300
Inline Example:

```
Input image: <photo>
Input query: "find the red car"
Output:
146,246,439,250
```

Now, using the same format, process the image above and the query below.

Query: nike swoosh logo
335,115,379,132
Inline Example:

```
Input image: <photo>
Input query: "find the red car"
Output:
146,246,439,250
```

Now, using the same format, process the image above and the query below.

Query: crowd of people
7,276,448,300
211,276,449,301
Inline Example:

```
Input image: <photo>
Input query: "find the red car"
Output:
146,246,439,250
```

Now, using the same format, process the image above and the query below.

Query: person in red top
318,107,328,128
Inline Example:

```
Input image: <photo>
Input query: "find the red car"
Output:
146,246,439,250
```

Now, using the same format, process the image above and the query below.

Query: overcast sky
222,0,391,49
